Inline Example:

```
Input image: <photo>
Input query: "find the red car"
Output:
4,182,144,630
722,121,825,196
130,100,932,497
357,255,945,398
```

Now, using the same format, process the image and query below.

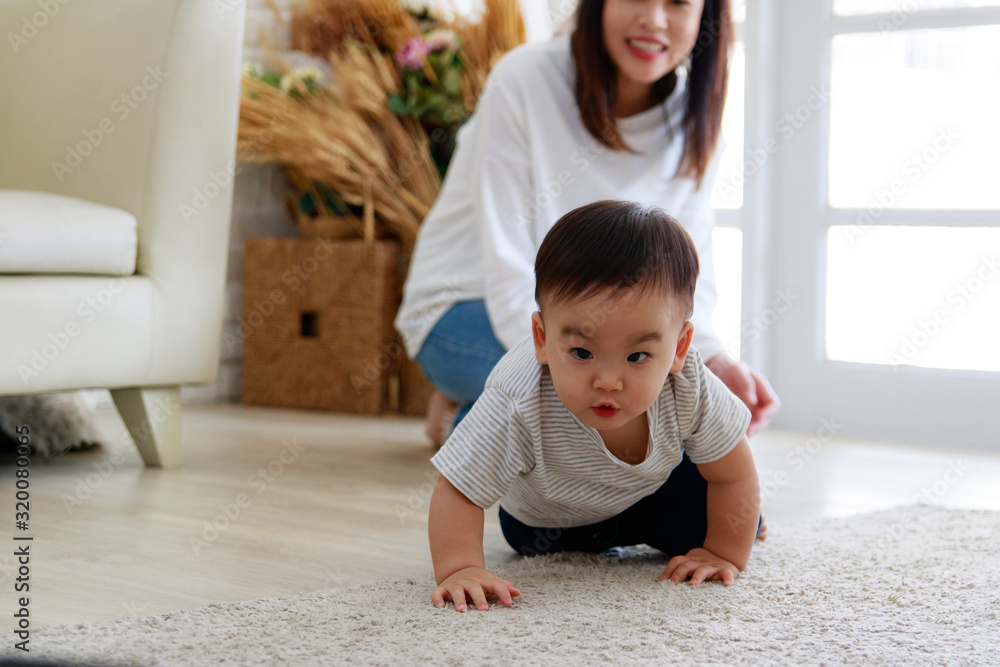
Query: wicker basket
241,237,403,414
286,193,362,240
398,357,435,417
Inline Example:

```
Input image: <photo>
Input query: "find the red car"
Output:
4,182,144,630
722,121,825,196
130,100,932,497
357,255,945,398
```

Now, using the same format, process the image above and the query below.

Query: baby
427,200,762,612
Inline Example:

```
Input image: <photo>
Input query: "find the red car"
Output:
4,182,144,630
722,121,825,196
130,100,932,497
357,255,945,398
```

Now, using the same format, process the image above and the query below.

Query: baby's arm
428,475,520,611
660,436,760,585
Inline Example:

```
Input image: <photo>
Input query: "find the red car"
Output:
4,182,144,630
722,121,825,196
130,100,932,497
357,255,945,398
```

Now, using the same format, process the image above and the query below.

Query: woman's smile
625,36,668,61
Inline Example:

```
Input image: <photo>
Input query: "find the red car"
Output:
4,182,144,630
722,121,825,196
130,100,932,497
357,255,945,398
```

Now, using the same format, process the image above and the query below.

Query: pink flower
396,37,430,70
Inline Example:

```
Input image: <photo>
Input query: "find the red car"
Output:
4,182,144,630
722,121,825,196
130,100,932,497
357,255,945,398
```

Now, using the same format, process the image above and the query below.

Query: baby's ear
531,312,548,364
670,321,694,373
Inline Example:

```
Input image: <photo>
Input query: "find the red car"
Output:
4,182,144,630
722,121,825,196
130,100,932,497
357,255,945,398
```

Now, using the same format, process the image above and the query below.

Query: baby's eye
628,351,650,363
570,348,593,360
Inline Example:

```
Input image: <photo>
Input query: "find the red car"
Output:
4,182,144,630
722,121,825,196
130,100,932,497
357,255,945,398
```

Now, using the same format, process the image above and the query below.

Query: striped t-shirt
430,335,752,528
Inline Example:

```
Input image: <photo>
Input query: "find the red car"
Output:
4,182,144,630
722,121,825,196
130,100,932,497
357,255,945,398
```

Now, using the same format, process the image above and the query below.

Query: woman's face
602,0,706,90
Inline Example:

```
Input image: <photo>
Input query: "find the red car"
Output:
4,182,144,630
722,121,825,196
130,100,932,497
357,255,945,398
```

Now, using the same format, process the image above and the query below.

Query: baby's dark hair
534,200,700,320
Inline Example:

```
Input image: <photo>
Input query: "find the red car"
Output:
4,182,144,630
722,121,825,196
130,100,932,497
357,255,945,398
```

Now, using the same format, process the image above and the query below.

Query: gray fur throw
0,393,103,456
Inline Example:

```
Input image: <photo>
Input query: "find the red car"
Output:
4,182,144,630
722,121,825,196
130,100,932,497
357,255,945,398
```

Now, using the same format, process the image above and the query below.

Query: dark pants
499,453,762,557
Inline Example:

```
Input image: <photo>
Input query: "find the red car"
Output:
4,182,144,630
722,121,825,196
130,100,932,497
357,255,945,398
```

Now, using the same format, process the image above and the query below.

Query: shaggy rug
4,505,998,666
0,392,102,457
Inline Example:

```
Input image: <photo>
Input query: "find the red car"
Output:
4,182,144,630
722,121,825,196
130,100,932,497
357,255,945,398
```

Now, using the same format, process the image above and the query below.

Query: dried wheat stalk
238,43,441,252
239,0,525,250
289,0,419,57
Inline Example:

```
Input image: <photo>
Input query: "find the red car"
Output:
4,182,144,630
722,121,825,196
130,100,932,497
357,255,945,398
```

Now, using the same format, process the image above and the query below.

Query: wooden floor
4,402,1000,630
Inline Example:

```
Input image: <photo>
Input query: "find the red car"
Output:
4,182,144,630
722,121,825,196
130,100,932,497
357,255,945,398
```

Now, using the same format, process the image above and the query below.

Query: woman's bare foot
757,515,768,541
425,390,459,449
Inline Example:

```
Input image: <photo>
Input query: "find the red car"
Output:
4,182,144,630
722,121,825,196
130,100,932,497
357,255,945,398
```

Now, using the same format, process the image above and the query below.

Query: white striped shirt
430,335,751,528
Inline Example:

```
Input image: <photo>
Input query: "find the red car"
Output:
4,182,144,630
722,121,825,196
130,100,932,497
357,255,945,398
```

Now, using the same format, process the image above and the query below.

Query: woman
396,0,779,446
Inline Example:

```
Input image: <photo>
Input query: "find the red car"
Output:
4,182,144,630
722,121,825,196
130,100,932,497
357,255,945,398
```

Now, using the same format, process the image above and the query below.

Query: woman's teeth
627,39,665,53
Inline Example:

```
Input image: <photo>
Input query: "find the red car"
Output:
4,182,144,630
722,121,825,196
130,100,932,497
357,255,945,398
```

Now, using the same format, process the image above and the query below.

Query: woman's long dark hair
570,0,731,189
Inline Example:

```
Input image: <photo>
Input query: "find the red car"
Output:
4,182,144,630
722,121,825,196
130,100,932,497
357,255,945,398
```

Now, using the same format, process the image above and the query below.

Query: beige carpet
5,505,998,666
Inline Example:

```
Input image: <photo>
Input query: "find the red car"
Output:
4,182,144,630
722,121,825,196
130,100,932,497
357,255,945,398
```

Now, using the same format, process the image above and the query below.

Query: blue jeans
414,300,508,427
499,453,763,556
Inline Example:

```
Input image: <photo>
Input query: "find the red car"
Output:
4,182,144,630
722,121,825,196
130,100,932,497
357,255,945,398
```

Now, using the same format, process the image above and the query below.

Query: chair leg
110,386,182,468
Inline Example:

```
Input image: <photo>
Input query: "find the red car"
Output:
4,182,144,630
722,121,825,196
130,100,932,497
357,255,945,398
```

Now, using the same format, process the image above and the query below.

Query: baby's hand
431,566,520,612
659,548,741,586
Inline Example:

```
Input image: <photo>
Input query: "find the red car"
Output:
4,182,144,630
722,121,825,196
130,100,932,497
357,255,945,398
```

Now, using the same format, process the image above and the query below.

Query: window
710,0,747,360
757,1,1000,447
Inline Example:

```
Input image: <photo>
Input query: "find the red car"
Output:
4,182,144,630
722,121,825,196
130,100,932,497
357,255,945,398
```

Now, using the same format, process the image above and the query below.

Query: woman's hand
431,566,521,612
706,354,780,437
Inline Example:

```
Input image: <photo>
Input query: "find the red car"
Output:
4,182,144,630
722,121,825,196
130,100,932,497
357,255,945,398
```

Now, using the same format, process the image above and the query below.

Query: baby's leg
497,455,765,558
616,453,763,556
497,506,624,556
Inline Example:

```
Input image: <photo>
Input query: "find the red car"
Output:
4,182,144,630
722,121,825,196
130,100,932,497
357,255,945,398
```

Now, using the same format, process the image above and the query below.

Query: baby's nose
593,369,623,391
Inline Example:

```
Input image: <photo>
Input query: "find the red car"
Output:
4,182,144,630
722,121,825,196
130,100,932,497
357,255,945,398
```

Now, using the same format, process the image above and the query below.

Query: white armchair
0,0,246,467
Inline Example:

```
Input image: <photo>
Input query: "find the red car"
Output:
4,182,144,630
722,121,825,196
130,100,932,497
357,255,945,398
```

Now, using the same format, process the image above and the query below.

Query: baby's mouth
592,404,620,418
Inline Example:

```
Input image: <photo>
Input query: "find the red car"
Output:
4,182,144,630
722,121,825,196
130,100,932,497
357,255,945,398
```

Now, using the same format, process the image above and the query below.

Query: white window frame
740,0,1000,449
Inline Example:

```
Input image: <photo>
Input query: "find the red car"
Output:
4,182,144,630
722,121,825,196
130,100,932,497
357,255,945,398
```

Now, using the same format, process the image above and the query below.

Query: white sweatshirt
395,33,726,362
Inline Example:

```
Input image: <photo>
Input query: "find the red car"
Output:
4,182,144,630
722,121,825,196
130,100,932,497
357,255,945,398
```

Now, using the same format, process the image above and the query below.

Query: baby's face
532,285,693,435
